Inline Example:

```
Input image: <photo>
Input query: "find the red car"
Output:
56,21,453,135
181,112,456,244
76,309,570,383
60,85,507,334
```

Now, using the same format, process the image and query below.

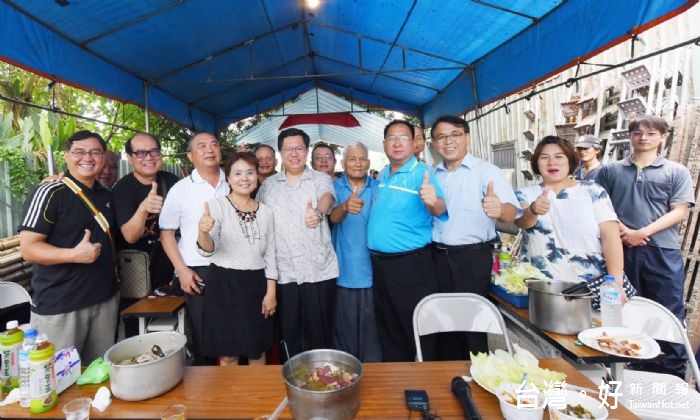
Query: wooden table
121,296,185,335
490,292,635,380
0,359,638,419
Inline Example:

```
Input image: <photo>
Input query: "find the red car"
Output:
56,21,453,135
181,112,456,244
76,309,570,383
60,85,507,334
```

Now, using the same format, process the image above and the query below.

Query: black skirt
202,265,273,359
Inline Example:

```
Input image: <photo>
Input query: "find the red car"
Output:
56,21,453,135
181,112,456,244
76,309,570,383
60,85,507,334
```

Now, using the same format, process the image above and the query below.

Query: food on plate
495,262,547,294
294,362,359,391
595,332,641,357
469,344,566,393
559,403,595,418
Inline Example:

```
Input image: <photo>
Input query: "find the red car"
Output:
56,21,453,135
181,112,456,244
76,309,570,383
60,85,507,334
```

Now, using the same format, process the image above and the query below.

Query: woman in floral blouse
514,136,634,306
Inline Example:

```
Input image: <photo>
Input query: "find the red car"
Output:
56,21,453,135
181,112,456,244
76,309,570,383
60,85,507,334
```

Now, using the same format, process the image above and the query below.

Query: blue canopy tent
0,0,695,133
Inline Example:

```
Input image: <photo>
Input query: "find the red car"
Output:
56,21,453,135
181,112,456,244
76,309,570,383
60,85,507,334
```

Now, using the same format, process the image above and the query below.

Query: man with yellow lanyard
19,130,118,363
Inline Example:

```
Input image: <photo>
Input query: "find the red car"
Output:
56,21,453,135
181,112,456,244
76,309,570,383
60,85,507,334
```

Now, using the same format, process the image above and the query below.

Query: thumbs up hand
73,229,102,264
198,202,215,233
419,171,437,207
305,199,322,229
142,181,164,214
530,187,551,216
345,185,364,214
481,181,502,219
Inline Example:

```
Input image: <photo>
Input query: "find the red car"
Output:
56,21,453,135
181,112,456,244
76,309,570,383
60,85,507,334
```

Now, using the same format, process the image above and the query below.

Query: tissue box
55,347,81,394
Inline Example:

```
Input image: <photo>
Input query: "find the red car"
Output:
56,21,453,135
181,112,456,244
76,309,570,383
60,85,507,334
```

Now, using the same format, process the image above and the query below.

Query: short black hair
531,135,577,177
224,152,259,178
64,130,107,151
430,115,470,139
124,132,161,155
383,120,415,139
254,144,276,155
311,143,336,163
277,128,310,151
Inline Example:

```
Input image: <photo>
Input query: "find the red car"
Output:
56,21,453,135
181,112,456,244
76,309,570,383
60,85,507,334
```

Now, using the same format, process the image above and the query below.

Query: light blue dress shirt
432,154,521,245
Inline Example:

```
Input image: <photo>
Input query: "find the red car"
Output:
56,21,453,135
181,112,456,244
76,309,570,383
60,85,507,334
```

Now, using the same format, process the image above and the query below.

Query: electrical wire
0,92,139,132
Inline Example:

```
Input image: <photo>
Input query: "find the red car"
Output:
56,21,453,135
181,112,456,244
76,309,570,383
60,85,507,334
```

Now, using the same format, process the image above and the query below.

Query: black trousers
371,247,439,362
278,279,336,359
433,243,493,360
186,265,217,366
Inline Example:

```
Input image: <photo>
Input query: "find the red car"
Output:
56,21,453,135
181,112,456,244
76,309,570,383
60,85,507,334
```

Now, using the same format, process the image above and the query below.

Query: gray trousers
31,293,119,363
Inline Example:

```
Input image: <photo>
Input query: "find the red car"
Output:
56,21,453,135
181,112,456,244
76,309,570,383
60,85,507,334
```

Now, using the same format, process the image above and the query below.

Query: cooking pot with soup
282,349,363,420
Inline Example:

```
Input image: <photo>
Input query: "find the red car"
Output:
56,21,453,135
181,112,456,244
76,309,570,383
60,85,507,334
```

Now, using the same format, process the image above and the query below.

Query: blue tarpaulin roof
1,0,695,133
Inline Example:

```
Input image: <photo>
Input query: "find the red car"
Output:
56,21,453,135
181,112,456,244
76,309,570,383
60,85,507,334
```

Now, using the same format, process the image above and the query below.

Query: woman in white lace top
197,152,277,365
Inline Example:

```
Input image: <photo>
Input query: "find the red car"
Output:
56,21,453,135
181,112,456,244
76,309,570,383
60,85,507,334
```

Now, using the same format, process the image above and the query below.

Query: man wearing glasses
430,115,520,360
367,119,447,362
19,130,119,363
257,128,338,358
112,133,179,295
311,143,339,180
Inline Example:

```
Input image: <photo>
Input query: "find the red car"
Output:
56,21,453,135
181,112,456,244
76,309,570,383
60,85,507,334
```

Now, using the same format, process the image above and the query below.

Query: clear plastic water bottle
19,327,38,408
600,275,623,327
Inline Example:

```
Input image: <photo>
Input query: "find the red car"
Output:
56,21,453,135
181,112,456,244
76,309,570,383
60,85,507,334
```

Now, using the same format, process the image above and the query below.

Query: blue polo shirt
331,175,378,288
433,154,521,245
367,157,446,253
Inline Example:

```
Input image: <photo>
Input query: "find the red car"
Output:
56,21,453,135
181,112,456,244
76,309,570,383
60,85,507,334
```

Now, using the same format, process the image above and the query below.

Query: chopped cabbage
494,262,546,295
469,344,566,393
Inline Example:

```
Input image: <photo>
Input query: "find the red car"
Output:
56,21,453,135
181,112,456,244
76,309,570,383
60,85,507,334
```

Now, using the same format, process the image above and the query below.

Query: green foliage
0,145,44,200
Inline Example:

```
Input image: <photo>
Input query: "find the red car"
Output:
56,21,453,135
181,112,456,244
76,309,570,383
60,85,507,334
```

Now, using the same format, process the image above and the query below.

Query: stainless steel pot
103,331,186,401
526,279,594,335
282,349,363,420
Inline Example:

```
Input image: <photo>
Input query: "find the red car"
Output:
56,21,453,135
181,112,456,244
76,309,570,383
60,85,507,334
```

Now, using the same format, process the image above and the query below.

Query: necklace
226,197,260,245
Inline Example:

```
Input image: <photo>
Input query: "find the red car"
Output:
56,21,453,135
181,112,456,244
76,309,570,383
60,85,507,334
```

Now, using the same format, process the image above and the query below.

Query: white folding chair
412,292,513,362
620,296,700,419
0,280,32,309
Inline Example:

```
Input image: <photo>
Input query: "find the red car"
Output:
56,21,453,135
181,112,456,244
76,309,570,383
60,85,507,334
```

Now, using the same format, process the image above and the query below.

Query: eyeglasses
69,149,105,158
433,132,465,144
282,146,307,154
131,149,161,159
630,130,661,137
384,135,411,144
314,154,334,162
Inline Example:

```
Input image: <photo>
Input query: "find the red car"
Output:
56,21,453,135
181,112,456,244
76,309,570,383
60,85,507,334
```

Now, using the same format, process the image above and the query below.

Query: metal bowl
103,331,186,401
282,349,363,420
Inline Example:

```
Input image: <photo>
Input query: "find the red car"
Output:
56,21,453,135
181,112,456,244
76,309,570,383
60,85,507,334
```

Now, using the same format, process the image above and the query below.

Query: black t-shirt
18,173,118,315
111,171,179,252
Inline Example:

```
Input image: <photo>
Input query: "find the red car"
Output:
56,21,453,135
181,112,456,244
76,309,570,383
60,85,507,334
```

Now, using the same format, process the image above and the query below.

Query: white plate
577,327,660,359
469,365,497,394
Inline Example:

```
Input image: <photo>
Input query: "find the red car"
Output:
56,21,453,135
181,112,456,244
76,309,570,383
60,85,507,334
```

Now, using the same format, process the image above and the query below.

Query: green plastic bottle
29,334,57,414
0,320,24,392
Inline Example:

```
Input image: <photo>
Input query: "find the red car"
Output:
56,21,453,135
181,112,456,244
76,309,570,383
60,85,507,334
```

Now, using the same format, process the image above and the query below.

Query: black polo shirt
111,171,179,252
18,172,118,315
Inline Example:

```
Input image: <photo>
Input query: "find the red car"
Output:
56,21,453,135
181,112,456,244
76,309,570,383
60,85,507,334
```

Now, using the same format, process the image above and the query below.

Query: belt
432,241,492,254
369,245,429,259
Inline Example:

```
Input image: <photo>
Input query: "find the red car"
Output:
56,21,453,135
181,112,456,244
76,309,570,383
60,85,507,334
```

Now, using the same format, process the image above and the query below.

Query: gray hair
342,142,369,160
